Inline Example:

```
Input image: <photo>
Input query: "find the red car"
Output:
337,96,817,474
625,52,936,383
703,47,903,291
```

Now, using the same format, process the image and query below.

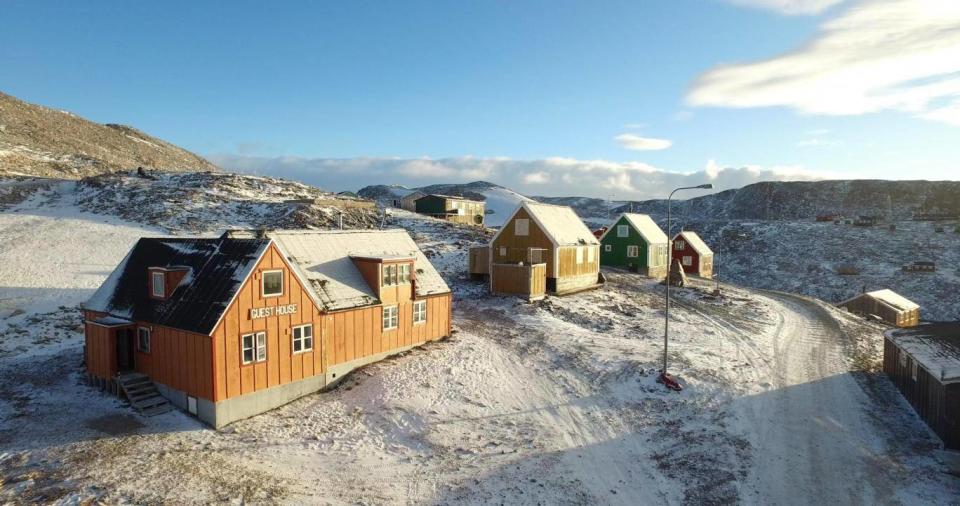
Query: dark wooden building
884,323,960,450
414,194,486,226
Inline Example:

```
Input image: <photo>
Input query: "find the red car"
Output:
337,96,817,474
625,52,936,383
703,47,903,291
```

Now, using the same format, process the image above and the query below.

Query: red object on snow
658,372,683,391
593,227,607,239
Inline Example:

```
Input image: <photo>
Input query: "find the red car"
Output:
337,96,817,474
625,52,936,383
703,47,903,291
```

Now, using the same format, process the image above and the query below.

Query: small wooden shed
672,231,714,278
884,323,960,450
837,289,919,327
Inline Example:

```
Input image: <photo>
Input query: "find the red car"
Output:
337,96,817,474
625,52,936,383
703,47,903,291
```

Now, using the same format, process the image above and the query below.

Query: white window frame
137,327,151,353
617,224,629,237
292,324,313,354
515,218,529,236
587,245,595,263
604,244,612,252
682,256,693,266
399,264,411,284
242,331,267,364
413,300,427,325
575,246,584,264
627,245,639,258
262,270,284,298
152,271,165,298
675,240,686,251
382,305,399,331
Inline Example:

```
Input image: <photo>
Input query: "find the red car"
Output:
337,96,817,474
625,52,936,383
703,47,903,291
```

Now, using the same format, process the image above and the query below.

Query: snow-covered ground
1,180,958,504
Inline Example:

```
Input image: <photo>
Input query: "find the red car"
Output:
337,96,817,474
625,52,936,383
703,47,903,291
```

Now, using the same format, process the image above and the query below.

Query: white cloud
523,171,550,184
614,133,673,151
209,154,833,200
725,0,848,15
689,0,960,127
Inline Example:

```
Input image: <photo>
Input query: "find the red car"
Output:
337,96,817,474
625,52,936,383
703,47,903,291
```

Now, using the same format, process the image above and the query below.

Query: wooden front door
116,328,135,372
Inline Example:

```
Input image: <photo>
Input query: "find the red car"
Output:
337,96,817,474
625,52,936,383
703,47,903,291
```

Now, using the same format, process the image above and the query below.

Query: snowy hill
359,180,534,227
0,177,956,503
0,91,218,178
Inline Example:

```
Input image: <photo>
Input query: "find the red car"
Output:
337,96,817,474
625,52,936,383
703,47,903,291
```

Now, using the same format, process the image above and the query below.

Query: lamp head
696,183,714,189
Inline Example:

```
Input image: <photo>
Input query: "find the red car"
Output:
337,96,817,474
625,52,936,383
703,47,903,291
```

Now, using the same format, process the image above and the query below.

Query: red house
671,231,714,278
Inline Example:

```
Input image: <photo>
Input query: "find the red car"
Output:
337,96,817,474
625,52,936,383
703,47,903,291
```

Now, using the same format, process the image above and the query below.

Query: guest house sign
250,304,298,320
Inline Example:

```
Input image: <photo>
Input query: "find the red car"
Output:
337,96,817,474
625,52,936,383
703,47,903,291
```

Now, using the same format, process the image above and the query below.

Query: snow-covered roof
83,236,270,334
675,231,713,256
866,289,919,312
268,229,450,312
602,213,668,244
887,324,960,383
522,202,599,246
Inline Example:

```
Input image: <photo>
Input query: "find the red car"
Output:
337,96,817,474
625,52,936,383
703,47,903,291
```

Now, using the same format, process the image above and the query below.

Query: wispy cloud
614,133,673,151
209,154,833,200
689,0,960,127
724,0,848,15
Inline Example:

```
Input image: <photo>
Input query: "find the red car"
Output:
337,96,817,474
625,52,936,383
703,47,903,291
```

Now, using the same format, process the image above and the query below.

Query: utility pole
662,183,714,390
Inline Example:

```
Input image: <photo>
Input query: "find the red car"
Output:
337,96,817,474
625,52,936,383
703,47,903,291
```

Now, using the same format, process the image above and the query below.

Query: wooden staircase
117,373,173,417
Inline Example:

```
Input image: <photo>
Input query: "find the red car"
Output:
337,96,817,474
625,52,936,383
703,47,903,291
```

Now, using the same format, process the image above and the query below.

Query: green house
599,213,669,278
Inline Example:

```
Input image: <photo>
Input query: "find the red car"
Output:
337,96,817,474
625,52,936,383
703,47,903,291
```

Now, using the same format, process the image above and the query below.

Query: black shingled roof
83,236,270,335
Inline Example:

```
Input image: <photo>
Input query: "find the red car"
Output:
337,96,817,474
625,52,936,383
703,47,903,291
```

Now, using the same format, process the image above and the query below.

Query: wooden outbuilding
837,289,919,327
414,194,486,226
599,213,669,278
399,191,426,212
884,323,960,450
83,229,452,428
486,201,602,298
671,231,714,278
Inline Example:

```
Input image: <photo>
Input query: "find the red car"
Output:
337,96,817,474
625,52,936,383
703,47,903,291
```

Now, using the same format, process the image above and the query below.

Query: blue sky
1,0,958,198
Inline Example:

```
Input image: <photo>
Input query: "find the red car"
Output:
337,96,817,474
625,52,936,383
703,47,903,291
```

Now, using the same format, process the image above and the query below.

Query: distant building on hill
837,289,919,327
414,194,486,226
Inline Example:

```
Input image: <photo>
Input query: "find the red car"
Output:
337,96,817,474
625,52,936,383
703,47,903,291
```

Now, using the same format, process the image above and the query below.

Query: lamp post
661,183,713,390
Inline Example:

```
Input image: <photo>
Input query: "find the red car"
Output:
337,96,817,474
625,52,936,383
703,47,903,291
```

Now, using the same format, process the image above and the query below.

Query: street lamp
660,183,713,390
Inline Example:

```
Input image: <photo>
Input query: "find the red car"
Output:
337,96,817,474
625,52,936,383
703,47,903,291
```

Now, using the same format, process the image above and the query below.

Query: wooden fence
469,246,489,276
491,263,547,300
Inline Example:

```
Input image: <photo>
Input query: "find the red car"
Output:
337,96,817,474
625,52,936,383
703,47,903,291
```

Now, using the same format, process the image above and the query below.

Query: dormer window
382,263,412,287
151,271,165,298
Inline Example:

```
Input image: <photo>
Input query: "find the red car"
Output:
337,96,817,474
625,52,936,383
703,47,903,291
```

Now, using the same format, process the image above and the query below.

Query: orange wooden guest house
83,229,452,427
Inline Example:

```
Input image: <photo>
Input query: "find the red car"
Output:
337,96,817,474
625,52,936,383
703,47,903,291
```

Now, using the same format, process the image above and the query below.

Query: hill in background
0,92,217,178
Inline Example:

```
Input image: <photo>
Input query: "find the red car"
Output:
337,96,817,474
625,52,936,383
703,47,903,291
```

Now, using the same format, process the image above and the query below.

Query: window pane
304,337,313,350
243,349,254,363
263,271,283,296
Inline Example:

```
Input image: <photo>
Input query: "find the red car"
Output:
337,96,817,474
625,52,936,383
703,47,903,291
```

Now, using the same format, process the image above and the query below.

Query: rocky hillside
75,171,380,233
615,180,960,222
0,92,217,178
